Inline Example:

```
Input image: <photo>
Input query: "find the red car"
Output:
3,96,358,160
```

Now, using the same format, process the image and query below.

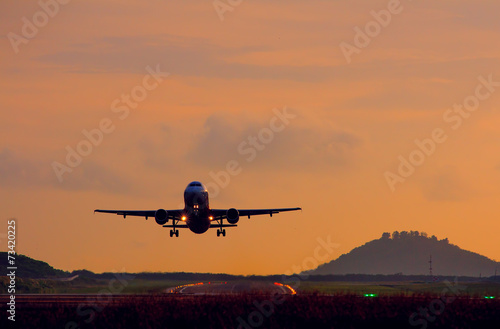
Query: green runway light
364,293,378,297
484,296,496,299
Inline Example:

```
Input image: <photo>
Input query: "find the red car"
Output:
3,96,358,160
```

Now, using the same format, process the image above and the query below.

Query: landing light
181,216,187,221
364,293,378,298
209,216,213,220
274,282,297,295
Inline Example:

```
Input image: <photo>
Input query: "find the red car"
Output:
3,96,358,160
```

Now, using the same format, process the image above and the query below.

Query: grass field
299,281,500,297
1,294,499,328
2,276,500,297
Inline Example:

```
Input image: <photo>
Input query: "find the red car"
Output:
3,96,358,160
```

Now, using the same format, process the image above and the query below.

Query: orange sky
1,0,500,275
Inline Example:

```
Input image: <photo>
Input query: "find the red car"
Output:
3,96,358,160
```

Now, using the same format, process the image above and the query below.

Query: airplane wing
210,207,301,219
94,209,183,220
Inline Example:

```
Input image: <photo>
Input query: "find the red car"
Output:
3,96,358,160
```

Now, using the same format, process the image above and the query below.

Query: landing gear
169,219,180,237
214,216,227,237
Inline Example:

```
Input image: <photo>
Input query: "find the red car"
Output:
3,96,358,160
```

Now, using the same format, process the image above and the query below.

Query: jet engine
226,208,239,224
155,209,168,225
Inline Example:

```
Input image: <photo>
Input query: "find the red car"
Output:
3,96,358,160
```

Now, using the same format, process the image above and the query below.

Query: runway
0,281,296,306
0,294,141,305
165,281,296,295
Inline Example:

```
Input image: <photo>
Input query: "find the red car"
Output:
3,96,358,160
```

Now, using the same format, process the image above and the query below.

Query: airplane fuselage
183,181,211,234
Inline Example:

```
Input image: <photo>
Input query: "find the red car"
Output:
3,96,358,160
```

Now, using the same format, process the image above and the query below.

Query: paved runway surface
0,282,296,305
165,281,296,295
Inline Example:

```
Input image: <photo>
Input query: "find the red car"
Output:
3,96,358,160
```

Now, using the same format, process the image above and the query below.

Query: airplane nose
184,189,208,208
184,190,197,199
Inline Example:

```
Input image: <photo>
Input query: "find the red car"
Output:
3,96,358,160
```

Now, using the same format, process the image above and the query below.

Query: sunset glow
1,0,500,276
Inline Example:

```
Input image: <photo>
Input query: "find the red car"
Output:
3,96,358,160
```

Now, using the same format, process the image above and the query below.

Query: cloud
38,34,500,83
185,111,362,172
0,149,53,187
420,168,471,202
35,35,336,82
185,112,256,167
0,148,131,193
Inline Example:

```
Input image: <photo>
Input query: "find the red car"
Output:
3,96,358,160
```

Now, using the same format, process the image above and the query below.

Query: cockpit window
189,182,203,187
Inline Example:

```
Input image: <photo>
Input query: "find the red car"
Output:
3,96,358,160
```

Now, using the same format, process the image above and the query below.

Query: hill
310,231,499,277
0,252,68,278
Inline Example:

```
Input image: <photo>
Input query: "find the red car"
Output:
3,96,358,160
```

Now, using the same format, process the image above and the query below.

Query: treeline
381,231,449,243
72,271,498,283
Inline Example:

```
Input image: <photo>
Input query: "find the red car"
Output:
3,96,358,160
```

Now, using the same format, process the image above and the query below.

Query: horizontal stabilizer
209,224,238,228
162,224,189,228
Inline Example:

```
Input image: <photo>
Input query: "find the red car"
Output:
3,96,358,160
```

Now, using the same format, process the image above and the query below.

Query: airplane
94,181,301,237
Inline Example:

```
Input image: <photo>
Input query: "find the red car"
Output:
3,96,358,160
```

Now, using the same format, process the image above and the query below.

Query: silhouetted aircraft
95,181,301,237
